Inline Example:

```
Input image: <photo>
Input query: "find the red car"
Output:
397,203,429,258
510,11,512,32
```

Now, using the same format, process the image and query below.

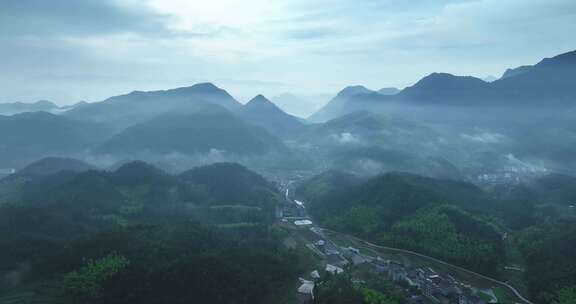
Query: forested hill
0,160,303,304
180,162,282,209
97,106,284,156
65,82,242,129
0,112,113,168
297,171,507,275
297,169,576,302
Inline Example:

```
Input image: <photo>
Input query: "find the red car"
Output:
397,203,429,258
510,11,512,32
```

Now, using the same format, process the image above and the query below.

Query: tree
314,274,365,304
555,287,576,304
63,252,130,300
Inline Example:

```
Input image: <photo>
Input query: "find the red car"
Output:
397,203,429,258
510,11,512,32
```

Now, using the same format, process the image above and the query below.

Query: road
323,228,534,304
282,186,534,304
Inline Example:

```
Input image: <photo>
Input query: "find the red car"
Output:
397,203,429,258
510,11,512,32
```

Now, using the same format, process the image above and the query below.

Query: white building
294,219,313,226
325,264,344,275
297,278,315,298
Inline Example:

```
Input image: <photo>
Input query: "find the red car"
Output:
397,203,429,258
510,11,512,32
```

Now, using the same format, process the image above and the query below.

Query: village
277,191,509,304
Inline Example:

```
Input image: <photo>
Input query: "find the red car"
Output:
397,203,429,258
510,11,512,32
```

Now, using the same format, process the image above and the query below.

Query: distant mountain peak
244,94,279,110
501,65,533,79
422,72,457,80
337,85,373,97
125,82,225,96
0,100,58,115
252,94,270,102
171,82,227,94
411,73,487,89
190,82,219,90
537,49,576,66
237,94,303,137
34,100,57,107
501,50,576,80
14,157,93,180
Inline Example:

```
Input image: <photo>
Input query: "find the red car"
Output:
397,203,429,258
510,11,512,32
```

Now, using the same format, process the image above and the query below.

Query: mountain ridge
65,82,242,129
310,49,576,121
236,94,304,137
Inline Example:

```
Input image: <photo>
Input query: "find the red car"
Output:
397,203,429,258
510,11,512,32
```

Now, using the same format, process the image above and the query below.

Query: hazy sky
1,0,575,105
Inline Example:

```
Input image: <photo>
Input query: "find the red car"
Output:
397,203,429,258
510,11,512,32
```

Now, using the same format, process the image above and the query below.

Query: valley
1,46,576,304
279,181,532,304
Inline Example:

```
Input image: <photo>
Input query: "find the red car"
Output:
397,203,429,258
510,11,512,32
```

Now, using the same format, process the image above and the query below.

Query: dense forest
313,273,407,304
296,170,576,302
296,172,504,274
0,160,306,303
1,40,575,304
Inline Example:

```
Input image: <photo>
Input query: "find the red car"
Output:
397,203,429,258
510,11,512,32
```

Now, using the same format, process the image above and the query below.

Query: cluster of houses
280,186,501,304
296,262,346,303
369,257,490,304
276,199,307,219
297,230,493,304
473,169,543,187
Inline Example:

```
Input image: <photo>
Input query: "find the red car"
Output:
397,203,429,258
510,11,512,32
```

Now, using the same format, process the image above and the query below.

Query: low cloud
332,132,360,144
461,131,505,144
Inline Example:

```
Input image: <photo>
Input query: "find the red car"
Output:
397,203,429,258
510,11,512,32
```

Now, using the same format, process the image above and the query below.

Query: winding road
283,185,535,304
322,228,535,304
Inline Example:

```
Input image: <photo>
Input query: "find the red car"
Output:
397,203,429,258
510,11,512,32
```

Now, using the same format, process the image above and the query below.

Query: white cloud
462,131,505,144
1,0,574,104
332,132,360,144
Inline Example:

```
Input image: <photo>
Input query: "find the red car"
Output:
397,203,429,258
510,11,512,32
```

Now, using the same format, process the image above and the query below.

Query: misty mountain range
0,49,575,176
1,45,576,304
311,50,576,122
0,100,58,115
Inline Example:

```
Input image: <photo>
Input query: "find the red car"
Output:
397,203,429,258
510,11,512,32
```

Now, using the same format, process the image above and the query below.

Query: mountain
0,160,303,303
0,157,94,203
98,105,283,156
378,87,400,95
332,146,461,179
0,112,113,168
397,72,490,104
12,157,93,180
53,100,89,113
297,171,504,275
399,50,576,106
309,50,576,121
66,83,242,129
236,95,304,138
300,171,490,222
501,65,533,79
308,85,374,122
271,92,326,117
180,162,281,209
299,111,438,152
518,222,576,303
295,169,363,204
0,100,58,115
491,50,576,104
507,173,576,206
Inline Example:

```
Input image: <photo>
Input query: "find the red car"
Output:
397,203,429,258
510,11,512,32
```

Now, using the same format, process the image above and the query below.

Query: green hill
236,95,304,138
0,157,94,204
0,161,302,303
180,162,281,209
98,106,284,156
0,112,112,168
297,171,505,275
66,82,242,129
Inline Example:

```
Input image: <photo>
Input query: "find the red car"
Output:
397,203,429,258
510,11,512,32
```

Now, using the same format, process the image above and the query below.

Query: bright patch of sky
0,0,574,106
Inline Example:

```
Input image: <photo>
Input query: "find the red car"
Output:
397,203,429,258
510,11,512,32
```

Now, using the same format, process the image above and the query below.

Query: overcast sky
1,0,575,105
